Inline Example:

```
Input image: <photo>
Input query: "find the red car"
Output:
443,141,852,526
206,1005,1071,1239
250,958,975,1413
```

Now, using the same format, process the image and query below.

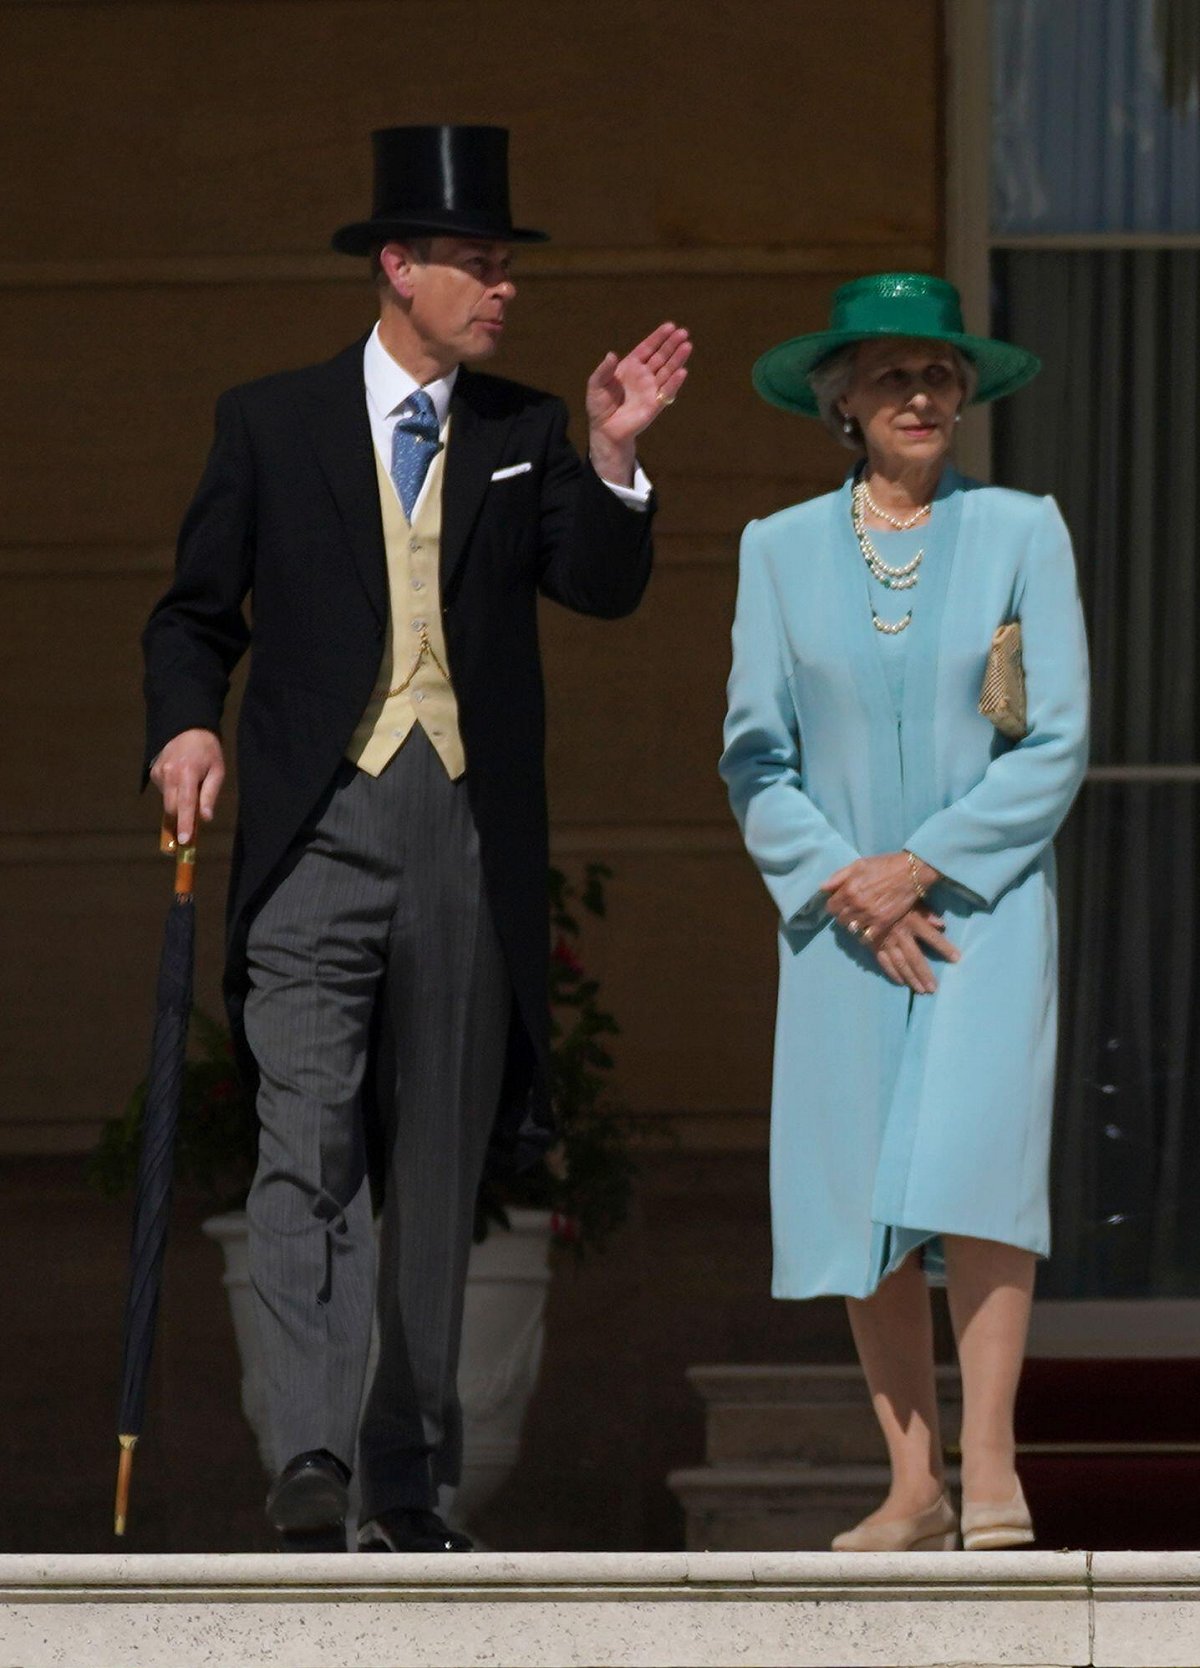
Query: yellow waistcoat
346,438,465,779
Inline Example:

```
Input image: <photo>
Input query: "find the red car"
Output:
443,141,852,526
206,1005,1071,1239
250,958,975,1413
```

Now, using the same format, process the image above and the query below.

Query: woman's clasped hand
823,852,960,994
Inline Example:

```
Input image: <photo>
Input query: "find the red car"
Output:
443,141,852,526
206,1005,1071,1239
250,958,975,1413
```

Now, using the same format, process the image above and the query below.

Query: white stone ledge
0,1549,1194,1668
0,1547,1088,1589
1091,1552,1200,1667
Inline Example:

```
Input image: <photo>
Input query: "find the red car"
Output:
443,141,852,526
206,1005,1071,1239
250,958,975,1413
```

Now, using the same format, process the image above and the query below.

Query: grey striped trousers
243,729,511,1520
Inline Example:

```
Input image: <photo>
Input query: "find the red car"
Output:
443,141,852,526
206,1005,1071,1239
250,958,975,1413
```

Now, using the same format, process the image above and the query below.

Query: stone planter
202,1207,553,1537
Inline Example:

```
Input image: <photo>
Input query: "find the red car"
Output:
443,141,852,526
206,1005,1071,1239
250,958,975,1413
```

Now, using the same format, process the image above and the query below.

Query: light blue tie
390,389,440,520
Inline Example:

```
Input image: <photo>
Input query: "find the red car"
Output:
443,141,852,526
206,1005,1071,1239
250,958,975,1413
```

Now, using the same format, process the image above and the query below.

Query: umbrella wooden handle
159,814,198,897
114,1434,137,1536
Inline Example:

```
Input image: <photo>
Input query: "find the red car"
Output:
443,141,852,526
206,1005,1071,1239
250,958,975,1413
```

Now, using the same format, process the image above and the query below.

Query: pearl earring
842,415,854,435
954,412,962,424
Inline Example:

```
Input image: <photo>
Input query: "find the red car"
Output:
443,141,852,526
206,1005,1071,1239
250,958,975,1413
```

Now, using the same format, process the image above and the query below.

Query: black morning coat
142,335,655,1171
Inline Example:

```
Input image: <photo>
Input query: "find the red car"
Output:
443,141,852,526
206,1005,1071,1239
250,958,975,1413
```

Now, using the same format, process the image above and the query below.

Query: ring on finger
861,925,874,943
848,918,861,936
655,389,676,406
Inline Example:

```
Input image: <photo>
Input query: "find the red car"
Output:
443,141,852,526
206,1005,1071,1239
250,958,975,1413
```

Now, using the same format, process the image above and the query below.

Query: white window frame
944,0,1200,1333
944,0,1200,485
944,0,994,483
946,0,1200,786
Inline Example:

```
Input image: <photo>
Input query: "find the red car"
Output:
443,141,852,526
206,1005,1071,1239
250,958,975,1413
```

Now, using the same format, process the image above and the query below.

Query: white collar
364,322,458,429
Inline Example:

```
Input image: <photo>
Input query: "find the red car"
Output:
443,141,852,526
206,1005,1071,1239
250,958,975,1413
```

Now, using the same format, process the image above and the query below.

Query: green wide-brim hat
753,272,1041,416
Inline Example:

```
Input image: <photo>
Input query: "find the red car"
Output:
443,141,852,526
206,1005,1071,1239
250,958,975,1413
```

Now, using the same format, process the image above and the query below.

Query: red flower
551,936,584,976
551,1211,581,1244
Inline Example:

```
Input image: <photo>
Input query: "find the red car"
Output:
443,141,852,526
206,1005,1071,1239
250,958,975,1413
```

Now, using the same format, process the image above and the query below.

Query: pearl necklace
851,479,924,633
861,480,931,530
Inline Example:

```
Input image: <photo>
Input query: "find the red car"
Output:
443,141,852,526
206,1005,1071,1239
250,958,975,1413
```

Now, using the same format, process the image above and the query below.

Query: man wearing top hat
143,125,690,1552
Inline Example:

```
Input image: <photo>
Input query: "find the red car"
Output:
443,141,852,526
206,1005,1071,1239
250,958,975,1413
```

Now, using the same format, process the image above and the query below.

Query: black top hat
332,125,549,254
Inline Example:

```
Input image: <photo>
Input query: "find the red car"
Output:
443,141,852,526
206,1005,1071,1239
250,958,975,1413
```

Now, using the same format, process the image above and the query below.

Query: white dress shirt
363,323,652,515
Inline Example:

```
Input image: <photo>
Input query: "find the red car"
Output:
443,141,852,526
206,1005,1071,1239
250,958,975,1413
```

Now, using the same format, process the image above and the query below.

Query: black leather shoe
266,1449,351,1534
357,1507,472,1552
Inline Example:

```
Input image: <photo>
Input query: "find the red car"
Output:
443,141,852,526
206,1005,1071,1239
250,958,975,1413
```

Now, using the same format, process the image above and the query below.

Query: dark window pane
1048,780,1200,1298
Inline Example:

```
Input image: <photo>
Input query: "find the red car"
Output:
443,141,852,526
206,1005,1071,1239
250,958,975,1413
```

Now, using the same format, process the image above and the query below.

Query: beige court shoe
831,1492,958,1552
961,1478,1035,1550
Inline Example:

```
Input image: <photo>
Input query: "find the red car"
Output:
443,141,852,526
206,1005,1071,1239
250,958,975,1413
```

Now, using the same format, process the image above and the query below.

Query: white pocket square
490,461,532,481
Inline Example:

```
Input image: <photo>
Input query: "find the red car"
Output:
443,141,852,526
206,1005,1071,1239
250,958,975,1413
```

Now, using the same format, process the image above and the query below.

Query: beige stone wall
0,0,942,1153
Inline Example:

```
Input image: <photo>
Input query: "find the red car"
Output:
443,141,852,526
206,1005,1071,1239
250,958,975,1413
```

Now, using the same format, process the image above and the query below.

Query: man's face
395,237,517,368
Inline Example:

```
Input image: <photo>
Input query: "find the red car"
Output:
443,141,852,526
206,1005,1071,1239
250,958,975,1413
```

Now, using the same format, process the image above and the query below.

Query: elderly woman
720,274,1089,1552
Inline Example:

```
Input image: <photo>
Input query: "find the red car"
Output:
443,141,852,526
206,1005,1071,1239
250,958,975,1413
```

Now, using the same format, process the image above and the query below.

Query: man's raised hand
586,321,691,484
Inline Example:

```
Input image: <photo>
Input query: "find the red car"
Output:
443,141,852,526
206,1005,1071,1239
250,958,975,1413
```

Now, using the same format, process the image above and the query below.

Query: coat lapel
829,475,904,851
828,464,966,848
898,464,964,831
831,472,894,720
298,337,388,627
441,368,511,598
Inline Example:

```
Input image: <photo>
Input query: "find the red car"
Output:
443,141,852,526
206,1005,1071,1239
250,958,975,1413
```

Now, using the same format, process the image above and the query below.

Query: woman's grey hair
808,342,979,451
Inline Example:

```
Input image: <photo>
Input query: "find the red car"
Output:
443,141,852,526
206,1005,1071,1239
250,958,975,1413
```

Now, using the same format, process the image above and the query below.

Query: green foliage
475,862,636,1259
86,1007,258,1210
90,865,636,1259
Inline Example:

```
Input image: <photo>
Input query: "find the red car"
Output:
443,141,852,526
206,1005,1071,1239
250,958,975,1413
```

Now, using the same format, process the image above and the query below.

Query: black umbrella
113,817,197,1536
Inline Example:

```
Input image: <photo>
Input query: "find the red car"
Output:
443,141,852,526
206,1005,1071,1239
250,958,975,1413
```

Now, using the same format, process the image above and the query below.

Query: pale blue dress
719,467,1090,1300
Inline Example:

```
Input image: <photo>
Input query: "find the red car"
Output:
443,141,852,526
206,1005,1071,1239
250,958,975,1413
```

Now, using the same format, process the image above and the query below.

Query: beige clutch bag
979,620,1027,740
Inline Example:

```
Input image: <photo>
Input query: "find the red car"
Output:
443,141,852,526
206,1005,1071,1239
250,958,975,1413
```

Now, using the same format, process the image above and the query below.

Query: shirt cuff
599,464,652,510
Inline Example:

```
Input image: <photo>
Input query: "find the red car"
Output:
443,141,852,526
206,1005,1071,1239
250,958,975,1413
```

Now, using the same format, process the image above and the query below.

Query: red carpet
1016,1359,1200,1548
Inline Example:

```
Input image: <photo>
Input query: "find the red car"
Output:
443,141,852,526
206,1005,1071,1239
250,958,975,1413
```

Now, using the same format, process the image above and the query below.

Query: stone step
667,1462,961,1552
687,1363,962,1466
1,1550,1195,1667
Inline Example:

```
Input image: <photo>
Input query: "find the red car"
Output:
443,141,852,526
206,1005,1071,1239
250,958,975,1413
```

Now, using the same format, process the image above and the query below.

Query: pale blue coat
719,468,1089,1300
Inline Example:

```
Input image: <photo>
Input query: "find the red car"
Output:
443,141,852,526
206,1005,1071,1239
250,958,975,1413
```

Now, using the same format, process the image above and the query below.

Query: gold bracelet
904,849,926,902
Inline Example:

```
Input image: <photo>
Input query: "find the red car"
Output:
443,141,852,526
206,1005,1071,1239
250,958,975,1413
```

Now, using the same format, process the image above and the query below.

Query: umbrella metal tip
114,1513,126,1536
